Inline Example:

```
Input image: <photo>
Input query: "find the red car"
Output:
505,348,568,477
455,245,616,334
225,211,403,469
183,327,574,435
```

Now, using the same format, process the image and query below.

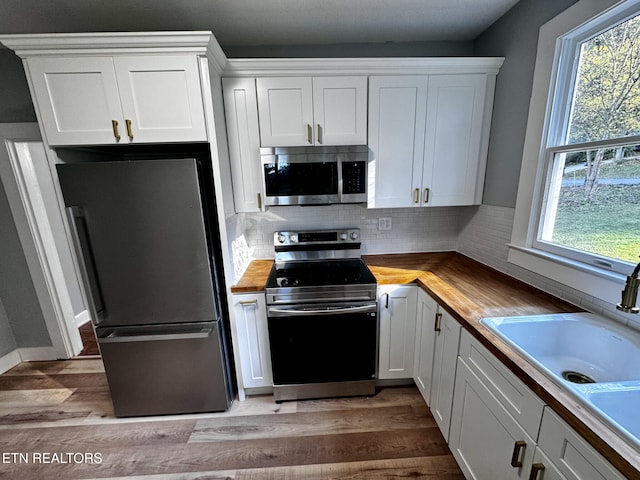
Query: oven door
267,302,378,386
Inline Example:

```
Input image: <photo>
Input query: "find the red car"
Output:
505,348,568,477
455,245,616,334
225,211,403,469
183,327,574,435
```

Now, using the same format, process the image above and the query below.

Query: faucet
616,257,640,314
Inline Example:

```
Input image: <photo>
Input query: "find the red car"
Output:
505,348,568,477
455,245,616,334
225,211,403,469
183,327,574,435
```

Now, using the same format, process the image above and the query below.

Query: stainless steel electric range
265,228,378,402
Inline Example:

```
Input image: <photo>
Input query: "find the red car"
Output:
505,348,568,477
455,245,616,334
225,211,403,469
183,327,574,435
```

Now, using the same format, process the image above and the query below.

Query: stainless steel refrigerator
57,150,234,417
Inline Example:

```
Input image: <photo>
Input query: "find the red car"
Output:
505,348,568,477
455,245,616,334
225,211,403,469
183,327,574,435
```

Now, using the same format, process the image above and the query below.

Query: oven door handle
268,303,377,316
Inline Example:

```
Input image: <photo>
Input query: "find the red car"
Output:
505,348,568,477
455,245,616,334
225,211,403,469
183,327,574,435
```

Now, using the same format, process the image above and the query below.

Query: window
534,1,640,276
510,0,640,305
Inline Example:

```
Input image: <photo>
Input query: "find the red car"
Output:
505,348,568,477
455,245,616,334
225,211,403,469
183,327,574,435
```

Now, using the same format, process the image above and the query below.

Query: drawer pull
434,312,442,332
510,440,526,468
528,463,545,480
239,299,258,305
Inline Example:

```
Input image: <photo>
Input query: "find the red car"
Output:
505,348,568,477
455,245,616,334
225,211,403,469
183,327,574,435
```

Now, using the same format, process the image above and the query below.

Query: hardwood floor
0,359,464,479
77,322,99,356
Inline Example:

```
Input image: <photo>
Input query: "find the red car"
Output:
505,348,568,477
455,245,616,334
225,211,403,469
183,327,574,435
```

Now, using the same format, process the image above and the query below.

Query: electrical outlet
378,217,392,231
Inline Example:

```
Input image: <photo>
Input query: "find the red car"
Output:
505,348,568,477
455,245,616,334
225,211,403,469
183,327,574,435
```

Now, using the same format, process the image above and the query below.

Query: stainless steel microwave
260,146,368,206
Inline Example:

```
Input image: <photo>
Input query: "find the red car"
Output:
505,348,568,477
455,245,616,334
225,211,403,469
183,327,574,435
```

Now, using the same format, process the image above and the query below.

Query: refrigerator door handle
66,206,105,325
99,327,214,344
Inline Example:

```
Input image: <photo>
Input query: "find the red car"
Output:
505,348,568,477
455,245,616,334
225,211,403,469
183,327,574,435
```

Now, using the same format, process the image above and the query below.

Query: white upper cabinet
222,77,263,213
27,54,207,146
256,76,367,147
423,74,489,206
368,76,429,208
368,73,494,208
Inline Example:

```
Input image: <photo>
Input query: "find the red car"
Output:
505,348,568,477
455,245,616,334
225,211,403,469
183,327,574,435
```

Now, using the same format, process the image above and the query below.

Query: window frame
509,0,640,305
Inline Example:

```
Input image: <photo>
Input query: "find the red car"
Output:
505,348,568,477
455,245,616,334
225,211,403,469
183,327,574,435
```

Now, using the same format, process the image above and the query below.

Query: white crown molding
223,57,504,77
0,31,227,71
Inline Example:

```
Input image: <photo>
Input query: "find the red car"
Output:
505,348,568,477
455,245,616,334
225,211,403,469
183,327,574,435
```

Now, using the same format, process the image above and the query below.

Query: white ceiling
0,0,520,48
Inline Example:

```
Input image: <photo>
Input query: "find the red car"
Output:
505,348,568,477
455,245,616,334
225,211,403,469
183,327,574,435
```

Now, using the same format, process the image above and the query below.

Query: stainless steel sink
480,312,640,448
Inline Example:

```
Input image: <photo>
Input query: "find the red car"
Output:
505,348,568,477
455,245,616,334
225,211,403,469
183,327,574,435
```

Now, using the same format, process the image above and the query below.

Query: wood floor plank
190,404,434,442
0,427,450,479
0,360,464,479
84,456,465,479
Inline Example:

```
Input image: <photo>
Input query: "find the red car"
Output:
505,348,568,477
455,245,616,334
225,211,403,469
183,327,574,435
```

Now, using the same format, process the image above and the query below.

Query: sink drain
562,370,596,384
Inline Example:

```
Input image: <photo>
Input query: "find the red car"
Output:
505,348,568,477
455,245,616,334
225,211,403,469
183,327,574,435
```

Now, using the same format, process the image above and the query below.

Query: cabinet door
232,294,272,389
449,358,536,480
367,76,428,208
537,408,626,480
378,285,417,379
222,77,263,213
430,309,461,440
423,74,488,206
114,55,207,143
413,289,438,404
27,56,124,145
312,76,367,145
256,77,313,146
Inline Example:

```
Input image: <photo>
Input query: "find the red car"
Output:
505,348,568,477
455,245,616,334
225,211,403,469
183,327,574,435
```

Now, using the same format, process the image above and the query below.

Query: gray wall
474,0,579,208
225,40,473,58
0,49,36,122
0,294,17,357
0,176,50,349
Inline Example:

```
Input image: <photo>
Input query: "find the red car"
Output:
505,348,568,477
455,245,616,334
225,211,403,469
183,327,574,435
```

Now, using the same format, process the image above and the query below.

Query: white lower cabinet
378,285,417,379
536,408,625,480
412,288,461,441
413,288,438,402
231,293,272,390
449,329,626,480
429,307,461,440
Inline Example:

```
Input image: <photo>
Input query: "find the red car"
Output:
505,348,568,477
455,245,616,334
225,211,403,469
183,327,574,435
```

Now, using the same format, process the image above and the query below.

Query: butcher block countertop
232,252,638,477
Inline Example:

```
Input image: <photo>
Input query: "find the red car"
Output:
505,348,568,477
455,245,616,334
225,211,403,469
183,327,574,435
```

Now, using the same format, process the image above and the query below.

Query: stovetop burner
267,259,376,289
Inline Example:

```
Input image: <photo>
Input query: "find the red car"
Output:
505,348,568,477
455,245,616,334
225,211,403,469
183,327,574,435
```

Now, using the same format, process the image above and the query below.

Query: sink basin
481,312,640,384
586,384,640,443
480,312,640,448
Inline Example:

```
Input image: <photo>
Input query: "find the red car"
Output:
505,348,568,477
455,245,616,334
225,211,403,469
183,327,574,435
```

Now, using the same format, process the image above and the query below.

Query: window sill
507,244,625,305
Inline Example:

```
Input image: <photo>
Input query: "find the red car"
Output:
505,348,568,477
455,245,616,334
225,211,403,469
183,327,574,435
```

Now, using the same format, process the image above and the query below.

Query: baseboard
18,346,57,362
75,309,91,327
0,346,58,373
0,349,22,375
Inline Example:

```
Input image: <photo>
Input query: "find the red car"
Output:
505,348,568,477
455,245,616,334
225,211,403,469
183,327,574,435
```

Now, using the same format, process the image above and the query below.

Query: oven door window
268,311,377,385
263,159,338,197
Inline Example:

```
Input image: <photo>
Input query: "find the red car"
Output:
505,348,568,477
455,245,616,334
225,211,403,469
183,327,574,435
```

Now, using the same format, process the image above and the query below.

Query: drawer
458,329,545,439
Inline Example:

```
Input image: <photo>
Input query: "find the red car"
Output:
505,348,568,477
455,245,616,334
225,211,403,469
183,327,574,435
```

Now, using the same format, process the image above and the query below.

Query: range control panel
274,229,360,246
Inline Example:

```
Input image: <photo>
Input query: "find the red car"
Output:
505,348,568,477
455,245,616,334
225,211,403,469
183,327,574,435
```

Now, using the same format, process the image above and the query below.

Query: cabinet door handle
385,293,389,309
126,119,134,140
424,188,430,204
307,124,313,144
239,299,258,305
414,188,420,203
111,120,121,141
510,440,526,468
317,124,322,144
434,312,442,332
257,193,262,210
528,463,545,480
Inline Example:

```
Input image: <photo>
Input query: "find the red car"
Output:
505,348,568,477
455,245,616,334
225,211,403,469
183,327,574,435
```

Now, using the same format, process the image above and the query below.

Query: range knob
339,233,348,240
290,234,298,243
277,233,286,243
350,231,359,240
